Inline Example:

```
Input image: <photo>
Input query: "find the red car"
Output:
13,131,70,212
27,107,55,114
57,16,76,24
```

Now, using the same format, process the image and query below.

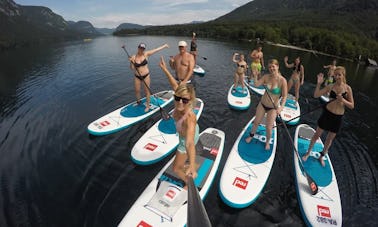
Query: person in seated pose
302,67,354,167
129,43,169,112
245,59,288,150
159,56,198,184
232,53,248,93
284,56,305,103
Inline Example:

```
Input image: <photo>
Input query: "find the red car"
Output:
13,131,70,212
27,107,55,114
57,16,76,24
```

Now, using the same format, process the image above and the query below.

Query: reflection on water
0,36,377,227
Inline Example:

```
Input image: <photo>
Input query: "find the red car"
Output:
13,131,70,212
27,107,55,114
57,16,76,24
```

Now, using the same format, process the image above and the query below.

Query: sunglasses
174,95,190,104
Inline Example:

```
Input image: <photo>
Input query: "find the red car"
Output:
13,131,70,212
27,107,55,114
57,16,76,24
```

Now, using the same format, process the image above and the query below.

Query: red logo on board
317,205,331,218
233,177,248,190
144,143,158,151
210,148,218,156
236,101,242,104
165,189,176,199
284,114,291,118
137,220,152,227
100,120,110,127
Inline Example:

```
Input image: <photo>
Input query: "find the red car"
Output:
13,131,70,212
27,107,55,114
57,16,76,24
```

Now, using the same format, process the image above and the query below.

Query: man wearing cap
169,41,195,84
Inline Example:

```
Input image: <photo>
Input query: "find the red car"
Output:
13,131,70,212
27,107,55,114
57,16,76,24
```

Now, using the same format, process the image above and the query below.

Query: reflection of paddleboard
219,115,277,208
244,77,265,96
87,90,174,136
280,93,301,125
227,84,251,110
118,128,225,227
193,64,205,76
131,98,204,165
294,124,342,226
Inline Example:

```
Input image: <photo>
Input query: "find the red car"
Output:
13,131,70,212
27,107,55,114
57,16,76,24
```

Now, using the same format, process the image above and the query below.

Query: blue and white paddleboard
244,77,265,96
87,90,174,136
294,124,342,226
280,93,301,125
227,84,251,110
193,64,205,76
118,128,225,227
131,98,204,165
219,115,277,208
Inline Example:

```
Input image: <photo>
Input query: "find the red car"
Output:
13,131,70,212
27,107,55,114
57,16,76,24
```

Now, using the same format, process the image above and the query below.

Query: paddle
263,85,318,195
187,176,212,227
121,45,170,120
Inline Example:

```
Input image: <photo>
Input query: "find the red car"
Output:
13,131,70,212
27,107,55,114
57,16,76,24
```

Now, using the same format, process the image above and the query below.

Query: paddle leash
121,45,170,120
187,176,212,227
263,85,318,195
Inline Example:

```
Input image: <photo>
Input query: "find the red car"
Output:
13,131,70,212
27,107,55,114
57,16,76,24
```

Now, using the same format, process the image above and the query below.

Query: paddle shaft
187,176,212,227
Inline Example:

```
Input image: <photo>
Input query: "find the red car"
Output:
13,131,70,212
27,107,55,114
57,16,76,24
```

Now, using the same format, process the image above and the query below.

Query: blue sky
15,0,252,28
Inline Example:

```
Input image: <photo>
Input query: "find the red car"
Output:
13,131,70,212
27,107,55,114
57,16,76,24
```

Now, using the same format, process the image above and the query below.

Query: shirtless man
249,45,265,81
169,41,195,84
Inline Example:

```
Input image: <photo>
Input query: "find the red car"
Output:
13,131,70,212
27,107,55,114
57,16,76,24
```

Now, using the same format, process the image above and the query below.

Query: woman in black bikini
129,43,169,112
302,66,354,166
284,56,305,103
232,53,248,93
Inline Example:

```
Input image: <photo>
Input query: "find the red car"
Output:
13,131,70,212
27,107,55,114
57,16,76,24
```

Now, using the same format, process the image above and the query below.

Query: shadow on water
0,36,377,227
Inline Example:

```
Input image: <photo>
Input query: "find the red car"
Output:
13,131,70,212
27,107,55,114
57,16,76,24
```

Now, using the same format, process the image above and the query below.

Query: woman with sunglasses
159,56,199,183
129,43,169,112
302,67,354,166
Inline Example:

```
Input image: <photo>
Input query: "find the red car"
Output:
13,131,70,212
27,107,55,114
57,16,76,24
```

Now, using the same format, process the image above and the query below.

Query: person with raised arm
129,43,169,112
284,56,305,103
232,53,248,93
302,66,354,167
249,44,265,81
323,59,337,86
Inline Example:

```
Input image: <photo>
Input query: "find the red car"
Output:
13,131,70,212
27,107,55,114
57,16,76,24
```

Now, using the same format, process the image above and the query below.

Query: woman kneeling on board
159,56,199,183
245,59,288,150
302,67,354,166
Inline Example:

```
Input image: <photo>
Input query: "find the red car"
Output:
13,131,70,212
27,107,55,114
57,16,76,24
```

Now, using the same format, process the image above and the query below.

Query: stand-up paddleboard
244,77,265,96
88,90,174,136
118,128,225,227
219,115,277,208
280,93,301,125
227,84,251,110
294,124,342,226
131,98,204,165
193,64,205,76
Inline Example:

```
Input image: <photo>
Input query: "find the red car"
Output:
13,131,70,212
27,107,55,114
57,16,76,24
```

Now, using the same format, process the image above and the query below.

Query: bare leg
239,73,246,91
295,80,300,103
233,73,238,92
134,78,141,104
302,127,323,161
287,77,293,95
172,151,189,185
265,109,277,150
245,103,266,143
143,76,151,112
319,132,337,167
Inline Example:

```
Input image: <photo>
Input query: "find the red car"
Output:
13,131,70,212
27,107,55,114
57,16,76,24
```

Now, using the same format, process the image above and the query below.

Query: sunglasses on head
174,95,190,104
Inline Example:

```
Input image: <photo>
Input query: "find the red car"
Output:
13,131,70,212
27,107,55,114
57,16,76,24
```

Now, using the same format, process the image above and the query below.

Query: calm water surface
0,36,377,227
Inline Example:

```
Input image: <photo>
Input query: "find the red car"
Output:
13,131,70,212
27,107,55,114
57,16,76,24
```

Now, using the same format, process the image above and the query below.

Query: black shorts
317,107,343,133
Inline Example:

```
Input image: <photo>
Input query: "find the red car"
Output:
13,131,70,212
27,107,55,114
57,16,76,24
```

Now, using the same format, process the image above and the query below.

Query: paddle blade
306,173,318,195
187,177,212,227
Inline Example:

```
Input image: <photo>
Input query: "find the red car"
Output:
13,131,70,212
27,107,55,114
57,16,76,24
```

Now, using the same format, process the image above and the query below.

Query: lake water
0,36,377,226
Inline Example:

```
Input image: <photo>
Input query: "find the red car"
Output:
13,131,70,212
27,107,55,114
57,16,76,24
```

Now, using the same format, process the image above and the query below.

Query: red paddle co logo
233,177,248,190
144,143,157,152
317,205,331,218
137,220,152,227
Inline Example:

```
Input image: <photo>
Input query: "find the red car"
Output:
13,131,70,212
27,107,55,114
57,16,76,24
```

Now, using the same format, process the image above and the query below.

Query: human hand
164,44,169,48
186,164,197,179
284,56,288,62
129,55,136,63
159,56,167,69
277,106,283,115
336,93,344,102
317,73,324,84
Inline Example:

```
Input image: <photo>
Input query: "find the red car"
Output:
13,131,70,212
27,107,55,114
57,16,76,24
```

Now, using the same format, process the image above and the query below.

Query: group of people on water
127,34,354,186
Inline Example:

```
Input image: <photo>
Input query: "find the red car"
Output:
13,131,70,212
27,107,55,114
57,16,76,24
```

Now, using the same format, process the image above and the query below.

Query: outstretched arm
340,85,354,109
145,44,169,57
254,73,266,87
260,53,265,69
300,65,305,85
314,73,331,98
232,53,239,63
159,56,178,91
284,56,294,68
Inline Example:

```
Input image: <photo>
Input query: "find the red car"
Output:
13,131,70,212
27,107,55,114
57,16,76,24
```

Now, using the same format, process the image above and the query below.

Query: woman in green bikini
245,59,288,150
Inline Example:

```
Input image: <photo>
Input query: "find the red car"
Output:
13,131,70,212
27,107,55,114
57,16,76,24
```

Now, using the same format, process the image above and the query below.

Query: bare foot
144,106,150,112
265,143,270,151
302,152,310,161
318,156,325,167
245,136,253,143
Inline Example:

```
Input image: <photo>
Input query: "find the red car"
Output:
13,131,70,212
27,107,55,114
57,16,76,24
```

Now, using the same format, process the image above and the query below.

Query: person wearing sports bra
129,43,169,112
245,59,288,150
160,56,199,185
302,66,354,167
284,56,305,103
232,53,248,93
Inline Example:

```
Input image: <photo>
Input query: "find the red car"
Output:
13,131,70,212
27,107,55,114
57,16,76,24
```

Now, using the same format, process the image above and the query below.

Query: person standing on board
129,43,169,112
190,32,198,63
323,59,337,86
232,53,248,93
245,59,288,150
302,66,354,167
249,44,265,81
169,41,195,84
160,56,199,184
284,56,305,103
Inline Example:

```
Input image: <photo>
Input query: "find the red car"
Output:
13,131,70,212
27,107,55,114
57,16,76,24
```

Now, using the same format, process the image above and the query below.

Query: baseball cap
138,43,146,49
178,41,187,47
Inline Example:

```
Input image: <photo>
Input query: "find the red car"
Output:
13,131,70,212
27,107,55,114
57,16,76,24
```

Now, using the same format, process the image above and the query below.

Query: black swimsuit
317,90,347,133
134,58,149,80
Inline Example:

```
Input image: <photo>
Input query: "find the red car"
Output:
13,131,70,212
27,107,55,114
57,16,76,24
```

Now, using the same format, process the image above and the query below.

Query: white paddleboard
244,77,265,96
227,84,251,110
87,90,174,136
131,98,204,165
193,64,205,76
118,128,225,227
219,115,277,208
294,124,342,226
280,93,301,125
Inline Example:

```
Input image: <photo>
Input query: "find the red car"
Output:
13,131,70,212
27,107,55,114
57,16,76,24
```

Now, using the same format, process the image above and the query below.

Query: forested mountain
0,0,102,50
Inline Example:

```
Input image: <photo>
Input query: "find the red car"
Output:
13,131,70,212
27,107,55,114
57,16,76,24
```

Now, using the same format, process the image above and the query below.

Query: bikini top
292,63,301,73
134,58,148,68
237,63,246,68
174,110,190,134
266,83,281,95
329,90,347,99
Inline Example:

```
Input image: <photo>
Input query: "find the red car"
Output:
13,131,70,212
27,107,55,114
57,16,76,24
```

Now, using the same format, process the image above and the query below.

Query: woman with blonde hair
245,59,288,150
302,66,354,166
232,53,248,93
159,56,199,183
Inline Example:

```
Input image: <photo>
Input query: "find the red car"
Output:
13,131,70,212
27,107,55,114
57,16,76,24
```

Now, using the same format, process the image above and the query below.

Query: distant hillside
115,23,144,31
96,27,115,35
